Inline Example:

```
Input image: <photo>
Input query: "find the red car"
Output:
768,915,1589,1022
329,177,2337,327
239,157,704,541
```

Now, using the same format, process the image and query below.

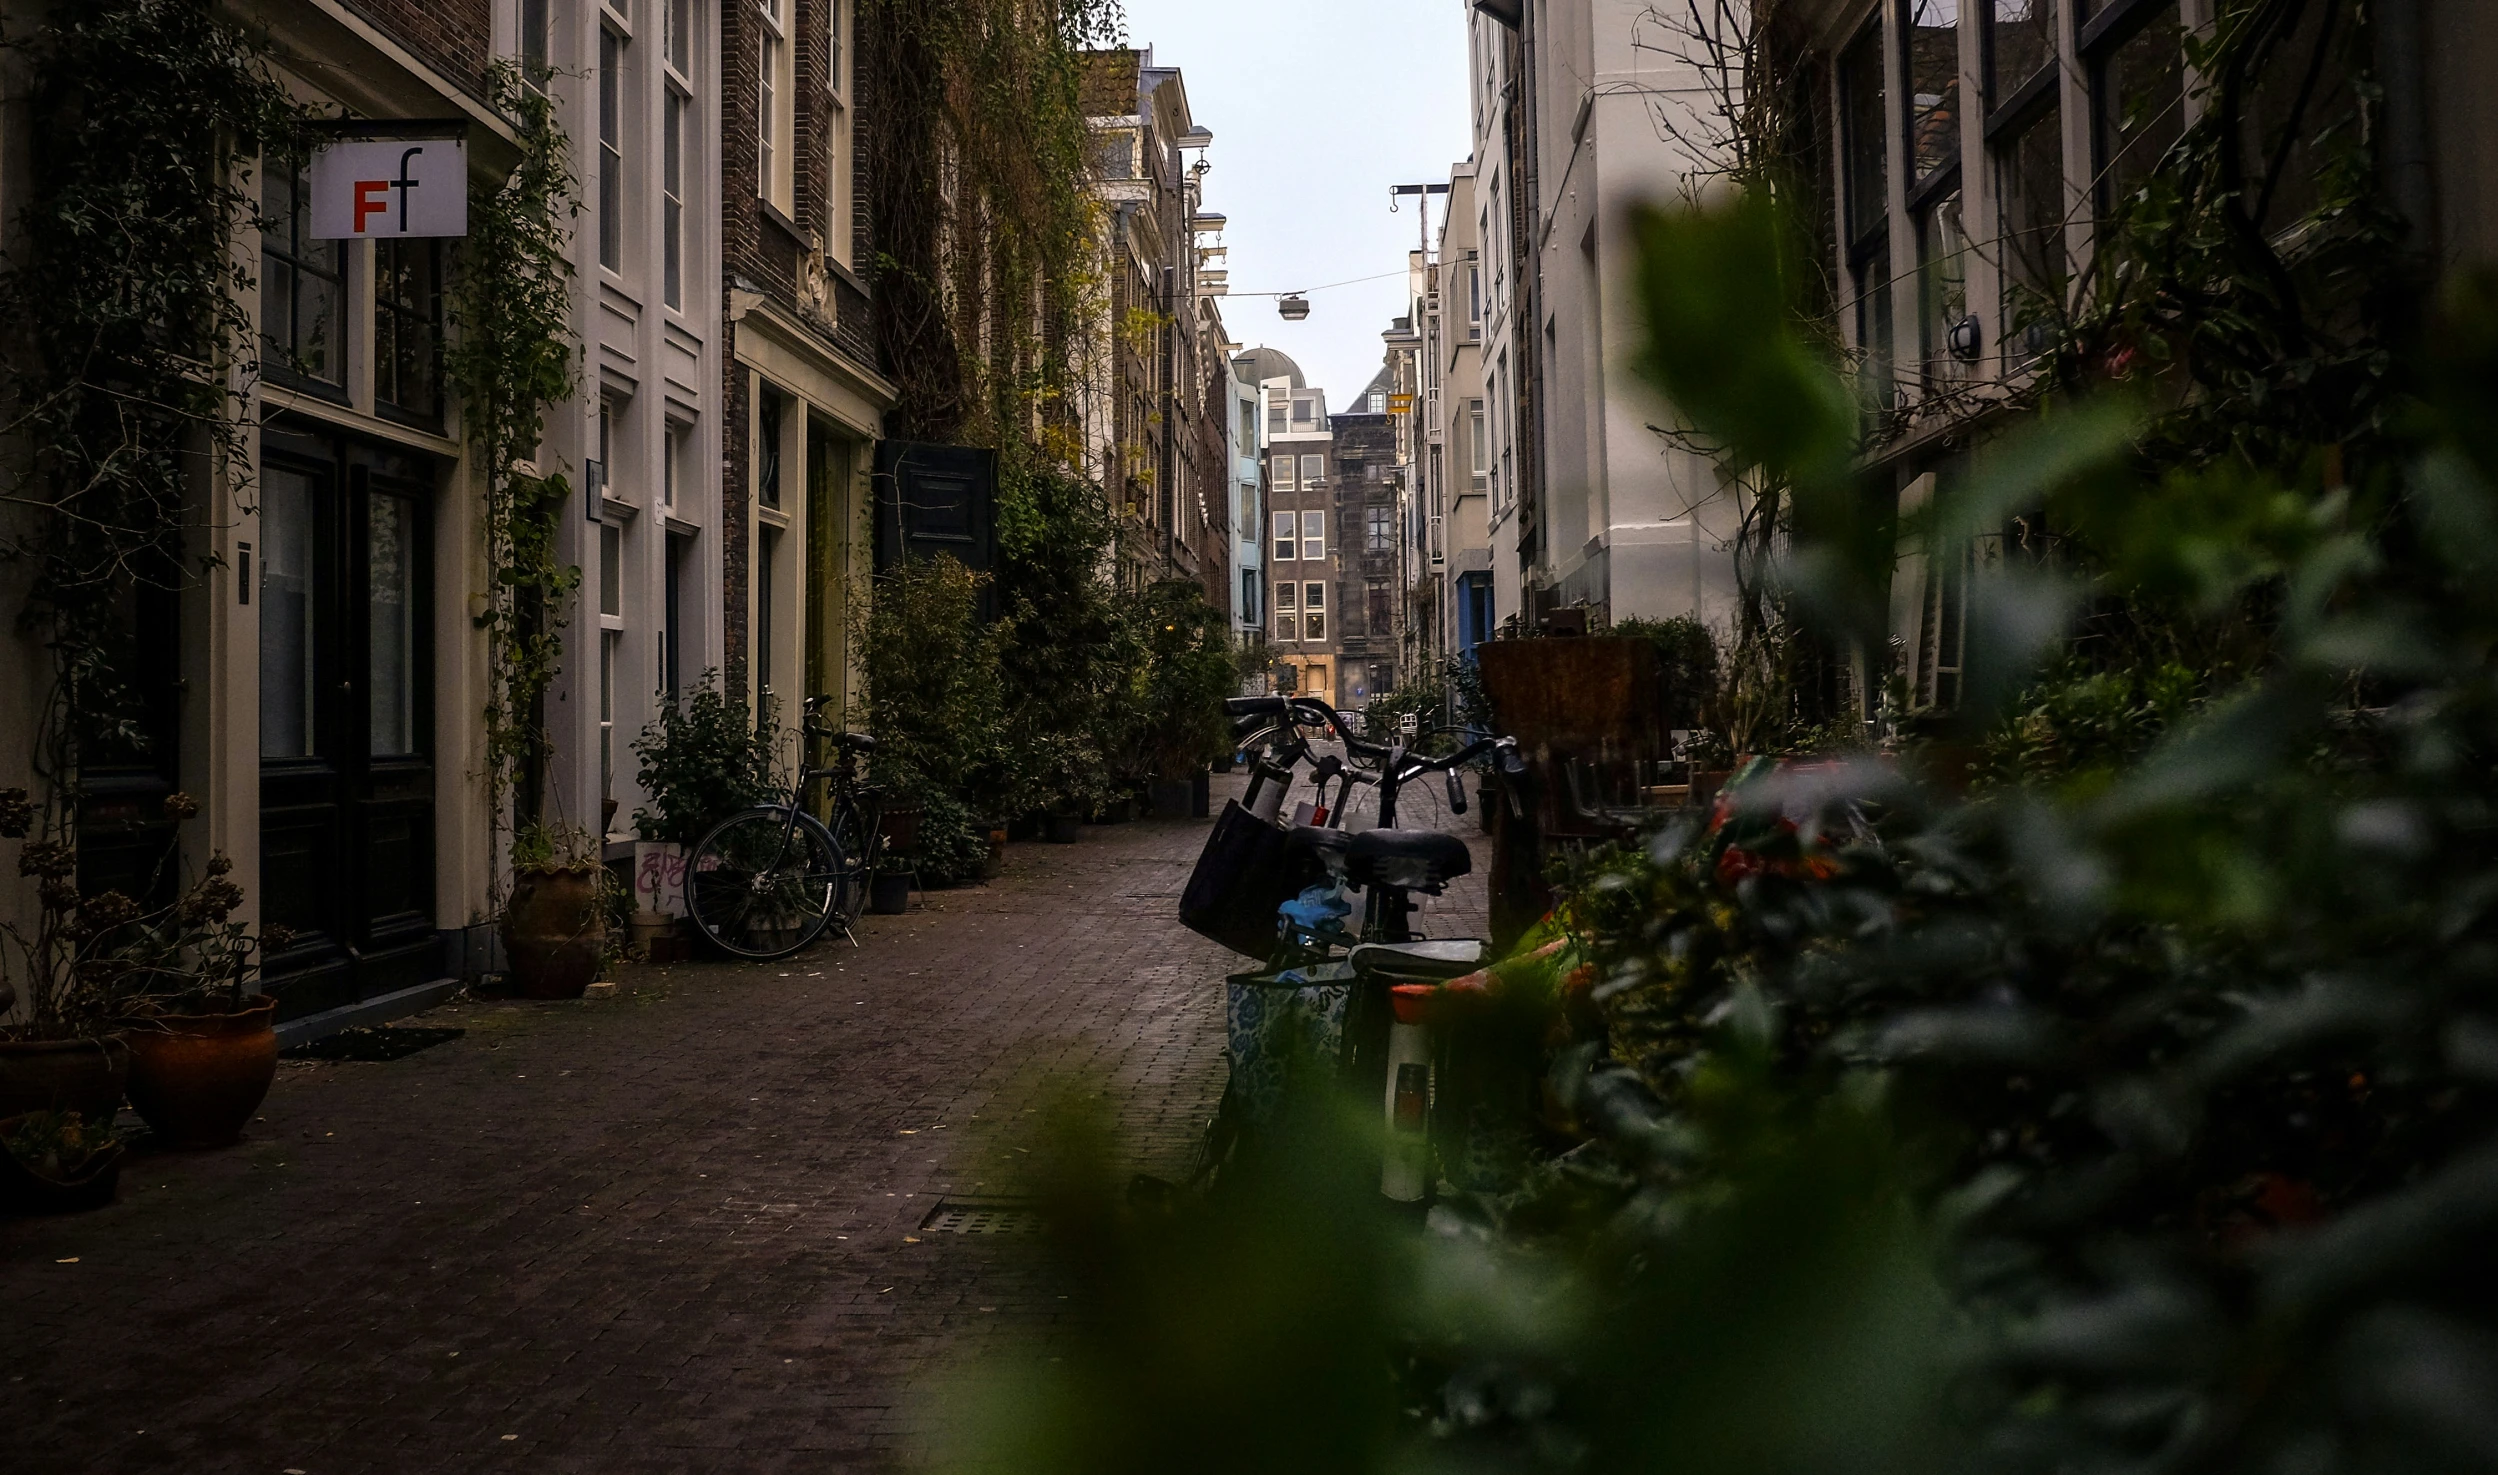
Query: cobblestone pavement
0,773,1492,1474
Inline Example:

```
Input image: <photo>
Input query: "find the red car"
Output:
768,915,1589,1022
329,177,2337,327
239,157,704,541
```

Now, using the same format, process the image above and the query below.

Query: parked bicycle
684,694,882,960
1181,694,1526,1204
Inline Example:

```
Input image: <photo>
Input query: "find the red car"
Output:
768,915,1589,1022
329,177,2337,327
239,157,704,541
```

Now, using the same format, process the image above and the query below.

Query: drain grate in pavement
918,1197,1045,1235
284,1026,466,1062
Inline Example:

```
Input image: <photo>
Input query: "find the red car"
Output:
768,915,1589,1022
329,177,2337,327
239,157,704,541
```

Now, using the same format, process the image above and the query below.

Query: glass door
258,425,438,1019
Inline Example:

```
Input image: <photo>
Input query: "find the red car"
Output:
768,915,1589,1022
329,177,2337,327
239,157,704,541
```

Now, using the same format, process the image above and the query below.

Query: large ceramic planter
122,996,279,1149
0,1035,130,1125
503,867,607,1000
868,872,913,915
1148,780,1193,818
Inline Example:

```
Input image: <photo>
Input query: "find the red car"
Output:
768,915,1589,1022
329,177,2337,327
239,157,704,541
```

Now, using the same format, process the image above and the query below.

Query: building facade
1429,159,1496,665
717,0,891,743
1082,48,1229,601
1464,0,1747,635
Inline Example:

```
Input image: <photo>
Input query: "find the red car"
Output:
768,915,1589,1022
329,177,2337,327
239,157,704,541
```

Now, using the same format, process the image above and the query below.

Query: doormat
283,1026,466,1062
917,1197,1045,1235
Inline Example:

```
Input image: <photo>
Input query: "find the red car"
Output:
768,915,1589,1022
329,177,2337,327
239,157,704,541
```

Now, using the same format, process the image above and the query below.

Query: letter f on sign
354,179,390,233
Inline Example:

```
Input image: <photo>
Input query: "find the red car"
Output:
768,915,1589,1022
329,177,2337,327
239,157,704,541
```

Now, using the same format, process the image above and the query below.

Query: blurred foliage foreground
938,205,2498,1475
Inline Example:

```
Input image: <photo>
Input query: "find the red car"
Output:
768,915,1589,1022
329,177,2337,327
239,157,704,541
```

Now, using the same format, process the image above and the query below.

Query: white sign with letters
309,137,467,239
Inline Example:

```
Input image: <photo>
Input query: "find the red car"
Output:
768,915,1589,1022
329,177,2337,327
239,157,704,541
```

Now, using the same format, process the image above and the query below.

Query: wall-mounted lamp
1947,313,1983,363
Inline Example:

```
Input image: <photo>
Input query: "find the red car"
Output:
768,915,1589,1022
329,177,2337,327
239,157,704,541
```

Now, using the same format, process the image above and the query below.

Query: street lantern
1278,294,1310,321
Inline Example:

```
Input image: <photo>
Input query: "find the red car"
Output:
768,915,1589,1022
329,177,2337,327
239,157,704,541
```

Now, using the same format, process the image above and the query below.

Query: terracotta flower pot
122,996,278,1150
0,1113,124,1214
0,1035,130,1125
503,867,607,1000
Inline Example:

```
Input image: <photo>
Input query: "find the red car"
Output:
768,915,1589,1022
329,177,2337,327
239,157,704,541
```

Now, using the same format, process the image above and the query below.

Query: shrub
630,671,779,844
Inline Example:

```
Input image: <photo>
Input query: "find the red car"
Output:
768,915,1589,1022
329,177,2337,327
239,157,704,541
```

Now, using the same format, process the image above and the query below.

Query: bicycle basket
1181,800,1322,960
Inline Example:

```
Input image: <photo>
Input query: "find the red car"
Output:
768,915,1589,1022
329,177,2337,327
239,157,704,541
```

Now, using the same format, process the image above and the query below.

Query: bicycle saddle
1345,828,1472,894
1349,938,1486,982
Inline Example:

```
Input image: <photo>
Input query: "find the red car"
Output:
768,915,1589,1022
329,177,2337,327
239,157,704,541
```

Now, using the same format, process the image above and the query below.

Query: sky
1115,0,1475,402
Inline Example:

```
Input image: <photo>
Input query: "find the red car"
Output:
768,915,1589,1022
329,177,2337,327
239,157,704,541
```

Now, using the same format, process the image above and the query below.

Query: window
1274,580,1296,640
824,0,852,263
756,526,779,700
759,0,791,212
1241,570,1259,623
663,90,687,308
1467,262,1483,337
1917,193,1970,382
666,0,691,71
374,239,442,420
601,630,620,802
1988,0,2054,107
1300,511,1325,562
1841,21,1893,412
1267,388,1288,435
2092,3,2184,219
1998,102,2065,362
522,0,551,89
1239,401,1257,450
1906,0,1960,183
1366,505,1391,554
1273,453,1295,490
1292,396,1313,427
1368,390,1387,413
662,422,682,507
1469,402,1488,480
756,383,784,508
1274,510,1295,560
1367,581,1393,635
369,494,418,757
600,522,624,618
259,161,343,388
1276,580,1297,608
1241,484,1258,539
1303,582,1325,642
1300,453,1324,485
596,397,615,499
599,25,625,272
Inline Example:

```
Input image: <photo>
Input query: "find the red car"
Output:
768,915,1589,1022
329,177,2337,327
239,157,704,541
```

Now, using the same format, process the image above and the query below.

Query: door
258,424,439,1020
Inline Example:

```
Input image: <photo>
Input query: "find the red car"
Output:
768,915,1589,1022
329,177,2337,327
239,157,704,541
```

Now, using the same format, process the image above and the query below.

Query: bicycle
684,694,881,960
1186,695,1526,1203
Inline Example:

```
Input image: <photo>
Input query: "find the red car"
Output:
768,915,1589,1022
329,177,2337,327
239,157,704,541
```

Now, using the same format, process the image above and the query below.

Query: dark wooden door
258,425,438,1020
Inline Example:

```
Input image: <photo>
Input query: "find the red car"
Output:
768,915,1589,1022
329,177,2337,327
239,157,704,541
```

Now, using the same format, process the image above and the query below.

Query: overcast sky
1116,0,1475,402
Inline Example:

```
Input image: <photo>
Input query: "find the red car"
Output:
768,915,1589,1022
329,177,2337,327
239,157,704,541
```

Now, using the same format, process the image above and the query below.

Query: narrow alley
0,780,1489,1474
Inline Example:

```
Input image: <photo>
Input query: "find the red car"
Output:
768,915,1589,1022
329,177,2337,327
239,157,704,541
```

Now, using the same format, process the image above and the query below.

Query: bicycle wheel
685,807,845,959
825,796,872,926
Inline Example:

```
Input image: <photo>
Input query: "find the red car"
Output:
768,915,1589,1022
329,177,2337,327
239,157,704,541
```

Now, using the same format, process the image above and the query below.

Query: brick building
716,0,891,723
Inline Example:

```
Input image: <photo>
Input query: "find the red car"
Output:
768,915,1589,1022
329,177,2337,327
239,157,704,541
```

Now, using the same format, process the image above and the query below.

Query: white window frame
1300,510,1325,562
598,20,627,274
1300,453,1324,486
1273,453,1295,490
662,86,687,308
1303,582,1325,641
758,0,793,214
823,0,853,265
1273,510,1295,560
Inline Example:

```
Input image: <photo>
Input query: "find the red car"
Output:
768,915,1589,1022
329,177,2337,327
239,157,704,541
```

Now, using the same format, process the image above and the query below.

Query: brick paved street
0,774,1490,1474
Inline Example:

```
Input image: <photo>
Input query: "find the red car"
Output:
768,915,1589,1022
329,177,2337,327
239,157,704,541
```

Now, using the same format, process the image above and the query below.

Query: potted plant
0,789,273,1130
502,821,608,1000
0,1109,124,1214
630,672,778,947
1128,581,1235,820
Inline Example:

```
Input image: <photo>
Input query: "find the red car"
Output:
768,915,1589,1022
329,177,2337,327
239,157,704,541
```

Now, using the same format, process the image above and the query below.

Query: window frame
373,237,444,425
1365,504,1391,555
598,21,627,274
1273,510,1295,561
1300,511,1325,562
259,158,347,397
758,0,793,213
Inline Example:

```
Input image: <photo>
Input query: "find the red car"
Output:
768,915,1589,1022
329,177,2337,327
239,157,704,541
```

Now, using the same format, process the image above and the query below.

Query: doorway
257,421,439,1020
